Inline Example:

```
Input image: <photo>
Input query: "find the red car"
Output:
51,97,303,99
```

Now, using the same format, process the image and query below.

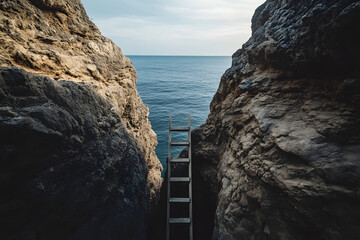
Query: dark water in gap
128,56,231,173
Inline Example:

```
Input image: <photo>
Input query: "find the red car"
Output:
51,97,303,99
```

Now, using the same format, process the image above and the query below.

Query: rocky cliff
0,0,162,239
190,0,360,239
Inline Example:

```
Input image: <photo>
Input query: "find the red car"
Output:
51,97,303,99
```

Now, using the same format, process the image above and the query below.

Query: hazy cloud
82,0,265,55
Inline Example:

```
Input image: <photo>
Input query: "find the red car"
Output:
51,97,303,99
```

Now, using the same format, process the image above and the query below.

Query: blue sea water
128,56,231,172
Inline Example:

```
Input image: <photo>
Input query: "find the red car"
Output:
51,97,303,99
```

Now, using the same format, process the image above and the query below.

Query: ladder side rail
188,115,193,240
166,115,172,240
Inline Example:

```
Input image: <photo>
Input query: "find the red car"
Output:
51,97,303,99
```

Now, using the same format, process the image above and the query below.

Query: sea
128,56,232,173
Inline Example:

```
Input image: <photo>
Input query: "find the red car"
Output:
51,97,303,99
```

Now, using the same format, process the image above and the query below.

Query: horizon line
126,54,231,57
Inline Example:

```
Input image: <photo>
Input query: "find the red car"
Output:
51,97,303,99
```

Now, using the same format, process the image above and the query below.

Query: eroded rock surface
0,0,162,239
0,67,149,239
0,0,162,200
191,0,360,239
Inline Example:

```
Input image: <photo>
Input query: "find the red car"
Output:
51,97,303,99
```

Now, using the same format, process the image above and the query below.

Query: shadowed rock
0,0,163,239
0,67,150,239
0,0,163,201
189,0,360,239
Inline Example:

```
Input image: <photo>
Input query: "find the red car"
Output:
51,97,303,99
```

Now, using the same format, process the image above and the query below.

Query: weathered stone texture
191,0,360,239
0,0,162,200
0,0,162,239
0,67,149,239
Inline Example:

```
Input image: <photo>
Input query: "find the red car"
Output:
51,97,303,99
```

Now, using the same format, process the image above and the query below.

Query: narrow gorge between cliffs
1,0,359,240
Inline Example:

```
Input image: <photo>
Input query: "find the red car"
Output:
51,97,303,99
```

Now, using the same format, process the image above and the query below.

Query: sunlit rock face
0,0,162,239
191,0,360,239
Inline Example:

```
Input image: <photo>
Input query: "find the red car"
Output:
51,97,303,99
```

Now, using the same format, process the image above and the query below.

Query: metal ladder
166,115,193,240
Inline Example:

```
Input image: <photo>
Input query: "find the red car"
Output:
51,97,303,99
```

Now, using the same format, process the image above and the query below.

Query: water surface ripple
129,56,231,172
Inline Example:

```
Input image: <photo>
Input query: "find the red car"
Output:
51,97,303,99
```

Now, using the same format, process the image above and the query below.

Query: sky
82,0,265,56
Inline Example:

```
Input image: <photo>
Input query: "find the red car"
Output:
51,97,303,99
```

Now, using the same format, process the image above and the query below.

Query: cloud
94,16,249,40
82,0,265,55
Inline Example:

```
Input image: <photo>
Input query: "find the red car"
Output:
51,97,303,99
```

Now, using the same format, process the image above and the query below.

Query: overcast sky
82,0,265,56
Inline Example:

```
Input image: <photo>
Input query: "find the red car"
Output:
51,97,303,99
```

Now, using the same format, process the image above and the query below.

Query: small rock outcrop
0,0,162,239
191,0,360,239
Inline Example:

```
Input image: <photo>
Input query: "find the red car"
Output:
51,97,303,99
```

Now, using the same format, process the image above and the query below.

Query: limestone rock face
0,67,149,239
0,0,162,239
0,0,162,201
191,0,360,239
0,0,162,200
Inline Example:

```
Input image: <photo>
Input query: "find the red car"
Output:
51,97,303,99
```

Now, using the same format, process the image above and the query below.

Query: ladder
166,115,193,240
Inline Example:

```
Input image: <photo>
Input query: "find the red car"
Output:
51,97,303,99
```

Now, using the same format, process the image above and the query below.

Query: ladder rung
170,177,190,182
170,158,190,163
170,127,190,131
170,198,191,203
169,218,191,224
170,141,189,146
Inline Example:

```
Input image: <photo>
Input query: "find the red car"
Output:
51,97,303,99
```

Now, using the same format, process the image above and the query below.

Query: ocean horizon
127,55,230,57
128,55,232,173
